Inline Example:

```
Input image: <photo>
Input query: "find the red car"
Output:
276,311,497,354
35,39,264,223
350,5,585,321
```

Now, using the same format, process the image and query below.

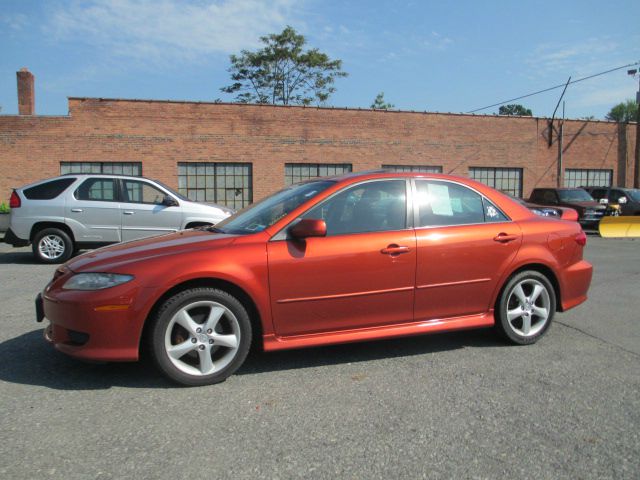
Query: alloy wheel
506,279,551,337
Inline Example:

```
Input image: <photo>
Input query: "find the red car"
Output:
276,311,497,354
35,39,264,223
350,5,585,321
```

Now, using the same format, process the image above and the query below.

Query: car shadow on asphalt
0,326,508,390
0,251,40,265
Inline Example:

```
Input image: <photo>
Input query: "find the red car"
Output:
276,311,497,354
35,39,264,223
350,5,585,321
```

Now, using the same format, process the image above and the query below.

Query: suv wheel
32,228,74,264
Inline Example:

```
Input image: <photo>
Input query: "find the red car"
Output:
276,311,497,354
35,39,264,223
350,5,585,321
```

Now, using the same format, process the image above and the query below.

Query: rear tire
495,270,556,345
32,228,74,264
148,287,252,386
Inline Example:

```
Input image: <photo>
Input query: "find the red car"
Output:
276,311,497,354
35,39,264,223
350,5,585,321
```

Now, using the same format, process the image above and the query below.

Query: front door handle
123,211,134,215
493,233,519,243
70,208,83,213
381,244,411,255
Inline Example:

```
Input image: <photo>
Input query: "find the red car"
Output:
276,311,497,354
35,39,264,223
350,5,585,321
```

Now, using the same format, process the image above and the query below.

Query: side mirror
598,198,609,204
290,218,327,239
618,196,628,204
163,195,179,207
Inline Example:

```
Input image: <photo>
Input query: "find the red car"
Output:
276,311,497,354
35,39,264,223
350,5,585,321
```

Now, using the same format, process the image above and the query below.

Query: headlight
62,273,134,290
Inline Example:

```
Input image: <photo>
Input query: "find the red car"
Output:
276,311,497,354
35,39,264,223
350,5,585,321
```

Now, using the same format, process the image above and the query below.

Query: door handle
381,244,411,255
123,211,134,215
70,208,83,213
493,233,519,243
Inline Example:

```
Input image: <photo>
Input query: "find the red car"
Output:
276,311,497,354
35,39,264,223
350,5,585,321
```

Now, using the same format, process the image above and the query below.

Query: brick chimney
17,67,35,115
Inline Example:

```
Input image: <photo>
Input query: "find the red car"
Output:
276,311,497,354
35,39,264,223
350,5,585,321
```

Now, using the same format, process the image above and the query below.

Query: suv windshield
558,189,594,202
153,180,190,202
215,180,335,234
627,189,640,202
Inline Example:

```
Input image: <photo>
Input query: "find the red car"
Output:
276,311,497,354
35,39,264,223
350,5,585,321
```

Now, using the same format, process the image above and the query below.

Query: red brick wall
0,98,636,203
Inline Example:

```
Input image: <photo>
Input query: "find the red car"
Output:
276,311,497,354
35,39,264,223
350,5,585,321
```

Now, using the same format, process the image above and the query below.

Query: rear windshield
23,178,76,200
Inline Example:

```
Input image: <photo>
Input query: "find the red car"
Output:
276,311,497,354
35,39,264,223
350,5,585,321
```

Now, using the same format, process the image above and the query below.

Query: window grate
382,165,443,173
285,163,352,185
564,169,612,188
178,162,252,210
60,162,142,176
469,167,523,198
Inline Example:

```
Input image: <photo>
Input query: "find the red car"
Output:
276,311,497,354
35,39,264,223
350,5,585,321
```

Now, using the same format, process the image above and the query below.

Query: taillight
575,230,587,246
9,190,21,208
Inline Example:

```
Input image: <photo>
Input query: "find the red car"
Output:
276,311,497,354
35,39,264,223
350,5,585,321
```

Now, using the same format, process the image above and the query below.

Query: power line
466,61,640,114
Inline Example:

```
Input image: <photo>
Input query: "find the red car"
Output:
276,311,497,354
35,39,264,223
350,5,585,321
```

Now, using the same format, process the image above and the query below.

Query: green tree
498,104,533,116
221,26,347,106
605,99,638,122
370,92,394,110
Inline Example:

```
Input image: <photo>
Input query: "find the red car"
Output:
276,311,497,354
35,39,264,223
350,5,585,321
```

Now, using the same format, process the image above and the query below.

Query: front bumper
39,276,153,362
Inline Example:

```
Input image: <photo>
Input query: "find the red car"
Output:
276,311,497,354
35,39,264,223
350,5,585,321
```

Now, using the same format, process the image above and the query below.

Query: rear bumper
559,260,593,311
3,228,30,247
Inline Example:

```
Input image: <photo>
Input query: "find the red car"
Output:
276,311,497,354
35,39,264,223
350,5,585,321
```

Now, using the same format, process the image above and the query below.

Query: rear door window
415,180,508,227
23,178,76,200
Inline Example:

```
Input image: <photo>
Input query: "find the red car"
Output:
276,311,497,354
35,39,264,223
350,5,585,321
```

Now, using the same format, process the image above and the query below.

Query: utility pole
633,70,640,188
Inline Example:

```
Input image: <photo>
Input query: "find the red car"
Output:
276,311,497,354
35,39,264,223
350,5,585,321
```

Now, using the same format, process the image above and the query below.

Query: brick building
1,69,637,208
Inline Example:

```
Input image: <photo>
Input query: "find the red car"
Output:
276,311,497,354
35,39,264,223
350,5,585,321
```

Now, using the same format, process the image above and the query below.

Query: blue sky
1,0,638,119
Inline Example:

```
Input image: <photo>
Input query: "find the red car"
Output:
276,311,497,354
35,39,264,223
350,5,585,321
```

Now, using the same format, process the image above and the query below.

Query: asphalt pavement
0,238,638,479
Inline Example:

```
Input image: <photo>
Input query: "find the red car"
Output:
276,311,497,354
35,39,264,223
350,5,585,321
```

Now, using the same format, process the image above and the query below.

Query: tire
32,228,74,264
495,270,556,345
149,287,252,386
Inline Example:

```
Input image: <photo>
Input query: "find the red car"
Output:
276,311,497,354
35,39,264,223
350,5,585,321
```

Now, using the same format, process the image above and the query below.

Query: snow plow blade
598,216,640,238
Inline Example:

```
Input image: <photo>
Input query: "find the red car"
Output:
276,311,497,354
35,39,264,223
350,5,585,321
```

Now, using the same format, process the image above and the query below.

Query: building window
469,167,523,198
285,163,352,185
177,162,252,210
60,162,142,176
382,165,443,173
564,169,612,188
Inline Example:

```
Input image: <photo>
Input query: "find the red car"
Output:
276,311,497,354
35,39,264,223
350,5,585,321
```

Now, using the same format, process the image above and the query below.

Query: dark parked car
584,187,640,216
528,188,605,229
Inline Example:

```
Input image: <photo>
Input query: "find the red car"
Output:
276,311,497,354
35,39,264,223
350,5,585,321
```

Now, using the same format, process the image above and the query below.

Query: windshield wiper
206,226,226,234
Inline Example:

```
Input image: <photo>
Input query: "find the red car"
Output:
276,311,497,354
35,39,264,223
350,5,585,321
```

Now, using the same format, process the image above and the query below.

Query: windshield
558,189,594,202
627,189,640,202
214,180,335,234
154,180,190,202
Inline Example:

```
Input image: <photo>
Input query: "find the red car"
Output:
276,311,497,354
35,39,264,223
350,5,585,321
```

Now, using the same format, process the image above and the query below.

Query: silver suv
4,174,234,263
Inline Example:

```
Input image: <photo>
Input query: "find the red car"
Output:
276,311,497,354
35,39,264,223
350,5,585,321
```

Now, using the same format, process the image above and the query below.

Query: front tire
32,228,74,264
149,288,252,386
495,271,556,345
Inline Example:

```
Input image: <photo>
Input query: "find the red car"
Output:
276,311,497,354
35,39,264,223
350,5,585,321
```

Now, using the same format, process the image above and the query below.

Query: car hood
562,201,605,209
66,230,238,273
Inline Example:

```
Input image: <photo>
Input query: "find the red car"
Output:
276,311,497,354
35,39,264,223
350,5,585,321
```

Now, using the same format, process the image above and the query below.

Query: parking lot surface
0,238,638,479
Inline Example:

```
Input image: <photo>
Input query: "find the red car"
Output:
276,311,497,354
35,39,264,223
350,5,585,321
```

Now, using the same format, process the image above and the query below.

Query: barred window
382,165,443,173
469,167,523,198
564,169,612,188
177,162,252,210
285,163,352,185
60,162,142,176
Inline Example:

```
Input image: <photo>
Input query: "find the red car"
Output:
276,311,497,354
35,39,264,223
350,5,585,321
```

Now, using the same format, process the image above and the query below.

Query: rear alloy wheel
496,271,556,345
32,228,74,264
149,288,252,386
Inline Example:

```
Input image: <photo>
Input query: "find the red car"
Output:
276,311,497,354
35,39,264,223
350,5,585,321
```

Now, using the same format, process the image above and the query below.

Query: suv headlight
62,273,134,290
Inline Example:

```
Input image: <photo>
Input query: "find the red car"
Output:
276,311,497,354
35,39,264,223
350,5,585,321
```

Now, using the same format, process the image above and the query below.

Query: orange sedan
37,172,592,386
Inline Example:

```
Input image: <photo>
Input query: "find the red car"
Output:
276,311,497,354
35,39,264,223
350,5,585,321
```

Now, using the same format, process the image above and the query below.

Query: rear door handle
70,208,83,213
381,244,411,255
123,211,134,215
493,233,519,243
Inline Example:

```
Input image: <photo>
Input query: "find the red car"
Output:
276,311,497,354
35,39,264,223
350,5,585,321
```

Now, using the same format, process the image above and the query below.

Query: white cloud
0,13,28,30
526,37,619,75
46,0,302,64
422,31,453,51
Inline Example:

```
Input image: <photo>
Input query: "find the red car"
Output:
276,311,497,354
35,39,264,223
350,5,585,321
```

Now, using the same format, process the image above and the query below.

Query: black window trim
411,178,512,229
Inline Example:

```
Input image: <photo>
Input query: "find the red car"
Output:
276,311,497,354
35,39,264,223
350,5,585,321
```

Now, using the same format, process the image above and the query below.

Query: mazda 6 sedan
37,172,593,386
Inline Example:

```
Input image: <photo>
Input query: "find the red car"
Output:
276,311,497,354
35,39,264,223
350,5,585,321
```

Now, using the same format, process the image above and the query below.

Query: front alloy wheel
496,271,556,345
150,288,252,386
